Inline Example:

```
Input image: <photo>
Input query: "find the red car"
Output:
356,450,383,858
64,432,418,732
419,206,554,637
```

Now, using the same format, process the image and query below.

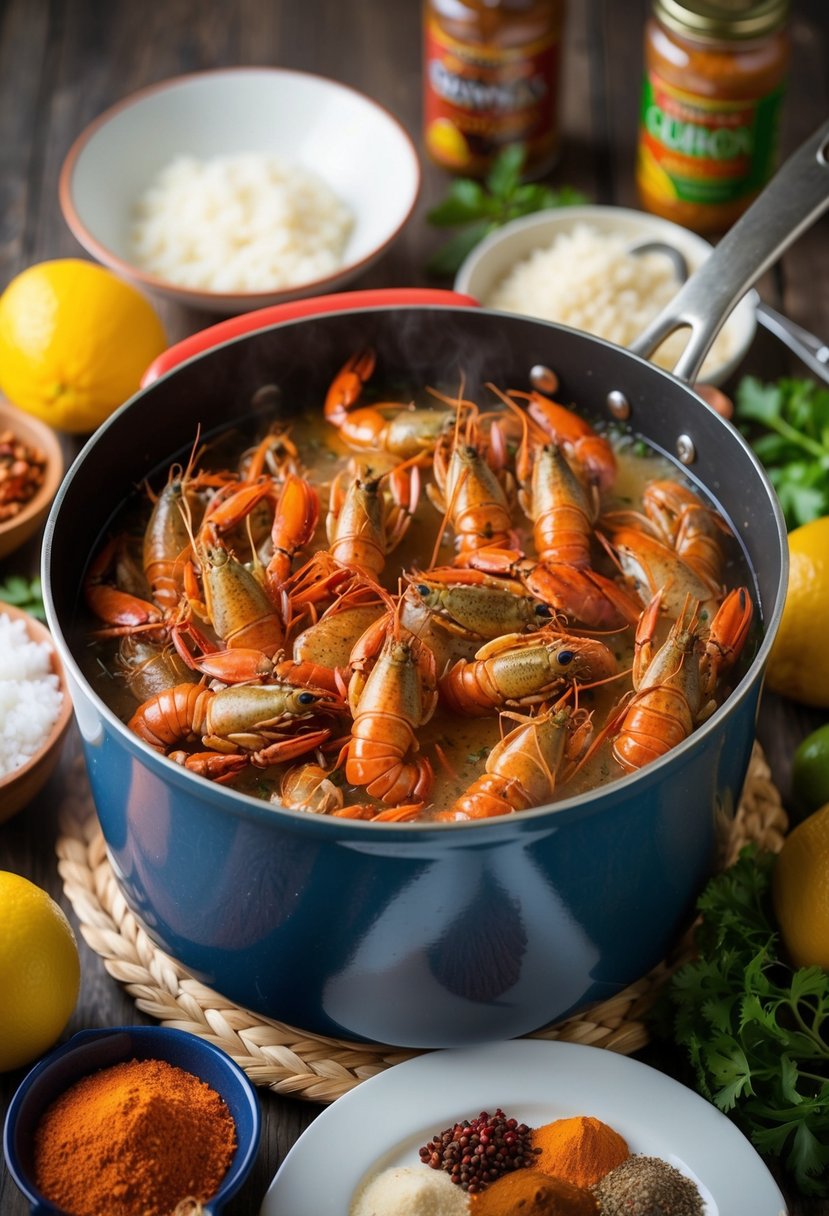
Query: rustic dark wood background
1,0,828,1212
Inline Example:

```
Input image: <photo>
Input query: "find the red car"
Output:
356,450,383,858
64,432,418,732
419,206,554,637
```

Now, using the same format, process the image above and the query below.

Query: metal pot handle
628,118,829,385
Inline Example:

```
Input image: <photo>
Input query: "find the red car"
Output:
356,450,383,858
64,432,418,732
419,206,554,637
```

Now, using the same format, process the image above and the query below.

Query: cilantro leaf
426,144,590,276
0,574,46,621
658,847,829,1195
734,375,829,529
427,179,494,227
486,141,525,198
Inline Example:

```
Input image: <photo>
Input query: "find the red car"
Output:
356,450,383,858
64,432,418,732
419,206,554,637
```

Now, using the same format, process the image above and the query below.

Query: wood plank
777,0,829,347
596,0,650,207
0,0,52,278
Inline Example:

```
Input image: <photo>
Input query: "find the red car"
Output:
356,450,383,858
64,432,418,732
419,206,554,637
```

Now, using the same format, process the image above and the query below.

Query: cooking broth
76,382,759,823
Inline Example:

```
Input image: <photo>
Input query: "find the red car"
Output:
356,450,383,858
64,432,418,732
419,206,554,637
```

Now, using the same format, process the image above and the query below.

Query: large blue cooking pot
46,118,829,1045
45,120,829,1055
43,121,829,1046
39,293,783,1047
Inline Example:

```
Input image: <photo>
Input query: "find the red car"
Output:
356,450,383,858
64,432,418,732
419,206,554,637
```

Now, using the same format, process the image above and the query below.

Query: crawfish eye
557,650,574,666
536,604,552,618
297,692,317,705
417,584,430,597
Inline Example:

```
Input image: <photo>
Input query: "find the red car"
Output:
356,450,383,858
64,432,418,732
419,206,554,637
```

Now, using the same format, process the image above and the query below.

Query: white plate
261,1040,787,1216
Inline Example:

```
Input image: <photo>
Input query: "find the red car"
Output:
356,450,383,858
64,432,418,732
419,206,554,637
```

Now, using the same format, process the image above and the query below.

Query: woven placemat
56,741,788,1104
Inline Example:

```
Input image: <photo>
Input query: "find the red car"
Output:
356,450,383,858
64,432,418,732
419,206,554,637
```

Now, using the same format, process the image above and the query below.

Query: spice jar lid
652,0,789,41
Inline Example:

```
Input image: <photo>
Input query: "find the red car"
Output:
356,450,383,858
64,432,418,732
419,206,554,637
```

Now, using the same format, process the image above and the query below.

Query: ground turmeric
531,1114,629,1189
471,1168,598,1215
33,1056,237,1216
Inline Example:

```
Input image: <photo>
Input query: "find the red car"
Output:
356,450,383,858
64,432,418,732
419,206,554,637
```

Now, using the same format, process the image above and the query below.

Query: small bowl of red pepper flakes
0,401,64,559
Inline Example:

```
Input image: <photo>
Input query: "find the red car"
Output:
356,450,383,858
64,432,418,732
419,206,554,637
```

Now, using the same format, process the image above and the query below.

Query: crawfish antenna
182,425,204,482
429,458,469,571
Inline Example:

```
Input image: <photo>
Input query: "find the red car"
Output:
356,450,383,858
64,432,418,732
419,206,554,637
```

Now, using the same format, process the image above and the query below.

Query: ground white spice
0,614,63,777
350,1165,469,1216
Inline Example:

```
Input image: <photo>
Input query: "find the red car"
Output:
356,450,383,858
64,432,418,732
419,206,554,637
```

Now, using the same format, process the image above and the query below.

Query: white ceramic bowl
59,68,421,314
455,205,757,386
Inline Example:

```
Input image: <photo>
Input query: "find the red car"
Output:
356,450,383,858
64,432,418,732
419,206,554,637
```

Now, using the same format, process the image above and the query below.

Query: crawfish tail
438,773,530,821
346,725,433,804
439,659,502,716
612,687,695,772
128,684,213,750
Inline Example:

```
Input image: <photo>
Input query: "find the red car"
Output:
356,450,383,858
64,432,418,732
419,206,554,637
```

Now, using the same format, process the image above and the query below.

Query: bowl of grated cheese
454,205,757,387
0,603,73,822
58,69,421,314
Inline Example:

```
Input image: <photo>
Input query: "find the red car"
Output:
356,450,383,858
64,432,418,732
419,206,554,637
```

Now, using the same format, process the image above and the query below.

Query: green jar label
637,69,785,206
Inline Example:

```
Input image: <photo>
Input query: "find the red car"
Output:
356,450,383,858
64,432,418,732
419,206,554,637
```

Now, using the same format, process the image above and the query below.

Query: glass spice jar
423,0,565,178
636,0,790,234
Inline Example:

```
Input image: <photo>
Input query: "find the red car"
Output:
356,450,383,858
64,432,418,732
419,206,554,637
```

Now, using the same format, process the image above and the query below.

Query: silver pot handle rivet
529,364,559,393
606,390,630,420
676,434,696,464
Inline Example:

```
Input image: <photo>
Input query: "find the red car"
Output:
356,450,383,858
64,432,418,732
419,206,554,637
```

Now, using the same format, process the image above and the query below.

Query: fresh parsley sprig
664,847,829,1195
734,375,829,530
426,144,589,277
0,574,45,621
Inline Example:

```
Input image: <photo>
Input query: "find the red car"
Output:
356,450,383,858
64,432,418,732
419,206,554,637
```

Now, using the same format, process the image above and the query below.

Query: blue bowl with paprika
2,1025,262,1215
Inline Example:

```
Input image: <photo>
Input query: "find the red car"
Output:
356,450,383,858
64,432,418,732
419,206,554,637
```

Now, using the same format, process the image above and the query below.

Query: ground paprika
530,1114,629,1189
471,1167,598,1214
33,1056,237,1216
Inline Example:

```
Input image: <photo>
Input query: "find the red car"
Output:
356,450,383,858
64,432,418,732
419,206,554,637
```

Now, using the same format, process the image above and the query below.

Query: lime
791,723,829,822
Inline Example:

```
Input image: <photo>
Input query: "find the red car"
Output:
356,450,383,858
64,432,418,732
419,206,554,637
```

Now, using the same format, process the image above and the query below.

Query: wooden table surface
1,1,827,1212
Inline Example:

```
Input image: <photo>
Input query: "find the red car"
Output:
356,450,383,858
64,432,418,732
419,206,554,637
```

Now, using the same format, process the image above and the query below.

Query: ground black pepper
418,1108,540,1194
592,1154,703,1216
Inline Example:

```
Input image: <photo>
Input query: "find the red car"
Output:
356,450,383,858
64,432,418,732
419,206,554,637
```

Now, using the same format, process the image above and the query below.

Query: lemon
773,803,829,969
0,871,80,1071
765,517,829,708
791,723,829,822
0,259,167,434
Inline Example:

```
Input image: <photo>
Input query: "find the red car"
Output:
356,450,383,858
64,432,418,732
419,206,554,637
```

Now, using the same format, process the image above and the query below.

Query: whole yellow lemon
0,871,80,1071
0,259,166,434
765,517,829,708
773,803,829,969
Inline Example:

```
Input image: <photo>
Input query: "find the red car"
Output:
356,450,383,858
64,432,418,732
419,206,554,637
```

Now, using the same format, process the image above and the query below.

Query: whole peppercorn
0,429,47,521
418,1109,540,1194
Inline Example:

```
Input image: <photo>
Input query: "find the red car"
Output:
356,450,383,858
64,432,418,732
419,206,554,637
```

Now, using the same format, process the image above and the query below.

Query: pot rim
42,303,789,836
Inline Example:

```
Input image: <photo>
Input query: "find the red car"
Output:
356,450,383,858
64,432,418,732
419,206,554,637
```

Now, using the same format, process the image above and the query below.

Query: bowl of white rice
0,604,73,822
58,69,421,314
454,205,757,387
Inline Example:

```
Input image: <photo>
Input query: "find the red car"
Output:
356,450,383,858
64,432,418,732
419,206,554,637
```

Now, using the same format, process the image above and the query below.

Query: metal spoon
629,238,829,386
